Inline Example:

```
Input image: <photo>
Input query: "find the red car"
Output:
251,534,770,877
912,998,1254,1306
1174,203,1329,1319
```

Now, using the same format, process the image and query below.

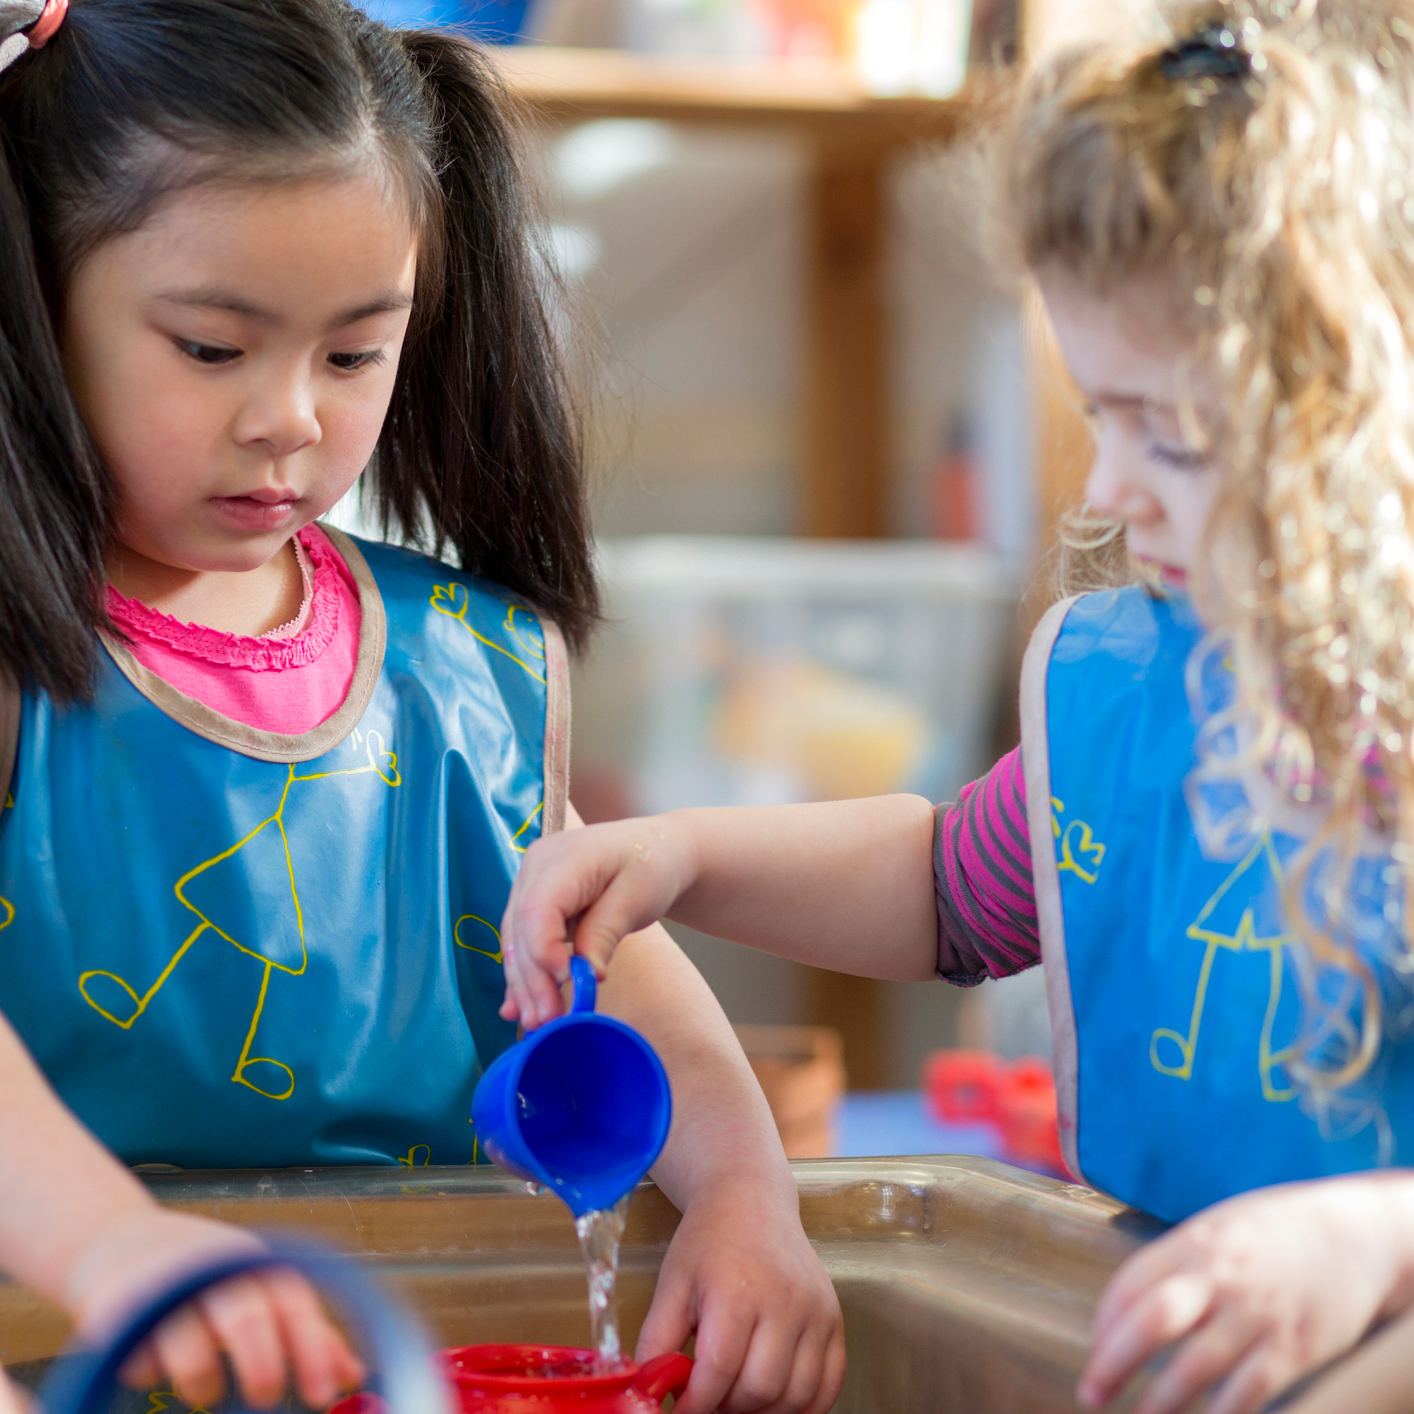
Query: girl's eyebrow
153,287,414,329
332,293,415,327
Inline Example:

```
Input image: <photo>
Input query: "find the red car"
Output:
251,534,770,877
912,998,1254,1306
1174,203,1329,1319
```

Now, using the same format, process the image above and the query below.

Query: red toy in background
925,1049,1071,1178
332,1346,694,1414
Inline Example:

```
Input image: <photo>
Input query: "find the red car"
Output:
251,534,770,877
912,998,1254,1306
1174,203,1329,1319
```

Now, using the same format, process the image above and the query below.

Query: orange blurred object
754,0,858,57
925,1048,1068,1176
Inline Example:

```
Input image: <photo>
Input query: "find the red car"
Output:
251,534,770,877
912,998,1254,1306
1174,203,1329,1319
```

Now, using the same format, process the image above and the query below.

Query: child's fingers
117,1339,163,1390
808,1329,848,1414
1205,1340,1301,1414
719,1319,797,1413
1131,1311,1260,1414
745,1297,846,1414
571,882,657,976
672,1303,757,1414
329,1330,368,1393
500,931,570,1030
1091,1236,1189,1341
197,1275,287,1409
748,1326,825,1414
500,889,578,1028
149,1304,229,1410
632,1265,693,1367
1078,1272,1214,1408
262,1269,362,1409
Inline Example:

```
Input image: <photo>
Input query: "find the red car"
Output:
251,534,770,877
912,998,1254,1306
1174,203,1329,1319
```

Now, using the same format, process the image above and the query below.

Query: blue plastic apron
1021,586,1414,1223
0,528,569,1169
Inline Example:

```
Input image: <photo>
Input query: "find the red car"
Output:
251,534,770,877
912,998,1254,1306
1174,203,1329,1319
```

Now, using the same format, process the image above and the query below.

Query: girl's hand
499,815,699,1029
636,1172,845,1414
1078,1174,1414,1414
67,1208,365,1410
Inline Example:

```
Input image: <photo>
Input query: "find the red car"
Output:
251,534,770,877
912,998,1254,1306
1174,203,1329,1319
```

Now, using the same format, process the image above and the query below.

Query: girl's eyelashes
328,349,387,372
1147,440,1209,471
174,338,241,366
171,339,386,372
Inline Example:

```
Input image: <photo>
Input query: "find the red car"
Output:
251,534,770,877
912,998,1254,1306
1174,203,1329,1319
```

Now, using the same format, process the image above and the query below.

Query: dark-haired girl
0,2,844,1411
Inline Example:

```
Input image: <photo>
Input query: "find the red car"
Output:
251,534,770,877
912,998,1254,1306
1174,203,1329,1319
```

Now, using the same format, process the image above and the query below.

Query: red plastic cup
331,1345,693,1414
924,1049,1003,1123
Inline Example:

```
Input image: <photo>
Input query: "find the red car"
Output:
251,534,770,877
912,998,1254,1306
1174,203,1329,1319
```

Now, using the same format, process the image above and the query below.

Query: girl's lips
1136,556,1188,587
211,495,299,531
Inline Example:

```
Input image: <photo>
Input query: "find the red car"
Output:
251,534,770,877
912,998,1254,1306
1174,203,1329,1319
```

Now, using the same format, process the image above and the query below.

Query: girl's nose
234,376,322,459
1085,448,1164,528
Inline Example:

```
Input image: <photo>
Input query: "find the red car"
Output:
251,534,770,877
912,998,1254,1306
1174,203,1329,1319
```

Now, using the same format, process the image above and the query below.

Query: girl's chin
111,524,304,578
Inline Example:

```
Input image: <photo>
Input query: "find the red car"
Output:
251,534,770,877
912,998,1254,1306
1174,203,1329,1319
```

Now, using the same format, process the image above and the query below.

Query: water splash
574,1194,632,1371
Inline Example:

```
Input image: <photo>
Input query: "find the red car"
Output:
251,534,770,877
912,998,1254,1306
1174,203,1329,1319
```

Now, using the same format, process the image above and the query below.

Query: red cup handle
634,1352,694,1402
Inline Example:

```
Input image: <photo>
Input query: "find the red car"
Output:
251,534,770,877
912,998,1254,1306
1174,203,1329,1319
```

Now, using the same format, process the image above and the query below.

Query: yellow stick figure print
455,804,543,958
456,913,504,963
1053,797,1106,884
78,730,401,1100
502,604,548,667
431,584,546,684
147,1391,211,1414
429,587,546,856
1150,832,1297,1100
509,802,542,855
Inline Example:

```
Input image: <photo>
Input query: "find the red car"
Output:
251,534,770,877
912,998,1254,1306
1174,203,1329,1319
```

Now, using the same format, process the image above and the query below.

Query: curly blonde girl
1005,0,1414,1096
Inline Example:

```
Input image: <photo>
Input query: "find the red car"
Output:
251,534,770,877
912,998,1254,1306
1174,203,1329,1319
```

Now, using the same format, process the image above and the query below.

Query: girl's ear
0,1,46,71
374,31,599,655
0,126,113,699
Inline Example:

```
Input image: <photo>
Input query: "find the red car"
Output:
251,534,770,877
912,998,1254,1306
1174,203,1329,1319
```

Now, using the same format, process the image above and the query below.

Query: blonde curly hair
1004,0,1414,1092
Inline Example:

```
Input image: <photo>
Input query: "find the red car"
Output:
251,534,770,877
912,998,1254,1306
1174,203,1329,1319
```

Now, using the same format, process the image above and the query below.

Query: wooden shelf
490,46,981,148
488,47,992,538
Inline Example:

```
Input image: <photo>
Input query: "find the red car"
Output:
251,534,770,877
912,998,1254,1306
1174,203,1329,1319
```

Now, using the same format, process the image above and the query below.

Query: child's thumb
572,894,640,977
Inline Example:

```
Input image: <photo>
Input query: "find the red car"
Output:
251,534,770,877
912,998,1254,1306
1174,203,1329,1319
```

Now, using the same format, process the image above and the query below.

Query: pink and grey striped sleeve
933,745,1041,985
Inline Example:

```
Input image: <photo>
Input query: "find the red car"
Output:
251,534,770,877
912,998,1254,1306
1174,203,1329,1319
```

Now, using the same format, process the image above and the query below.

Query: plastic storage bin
572,537,1019,819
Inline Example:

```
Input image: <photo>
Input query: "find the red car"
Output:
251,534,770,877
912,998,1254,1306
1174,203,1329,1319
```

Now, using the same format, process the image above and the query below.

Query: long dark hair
0,0,598,699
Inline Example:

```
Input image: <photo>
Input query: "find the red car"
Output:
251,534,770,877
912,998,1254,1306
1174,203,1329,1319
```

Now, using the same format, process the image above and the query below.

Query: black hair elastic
1159,24,1253,81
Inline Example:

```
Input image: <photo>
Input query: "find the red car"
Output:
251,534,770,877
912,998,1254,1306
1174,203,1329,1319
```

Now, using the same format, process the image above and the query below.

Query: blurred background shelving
341,0,1108,1138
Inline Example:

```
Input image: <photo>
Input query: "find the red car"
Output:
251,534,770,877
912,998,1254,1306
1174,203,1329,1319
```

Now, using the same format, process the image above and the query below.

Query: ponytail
378,32,598,652
0,9,111,698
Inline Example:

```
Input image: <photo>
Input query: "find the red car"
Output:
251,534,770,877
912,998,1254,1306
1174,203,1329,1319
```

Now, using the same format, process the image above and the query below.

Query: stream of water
574,1194,632,1372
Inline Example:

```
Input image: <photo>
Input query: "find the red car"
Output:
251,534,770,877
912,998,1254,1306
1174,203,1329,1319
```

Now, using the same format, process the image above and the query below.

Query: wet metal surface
0,1157,1163,1413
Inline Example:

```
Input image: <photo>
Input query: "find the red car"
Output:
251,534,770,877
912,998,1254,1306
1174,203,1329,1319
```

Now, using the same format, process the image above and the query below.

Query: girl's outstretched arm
501,795,939,1028
0,1011,363,1408
597,915,845,1414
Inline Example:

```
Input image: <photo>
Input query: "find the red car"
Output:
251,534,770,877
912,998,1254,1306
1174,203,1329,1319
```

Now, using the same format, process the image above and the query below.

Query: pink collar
106,526,345,673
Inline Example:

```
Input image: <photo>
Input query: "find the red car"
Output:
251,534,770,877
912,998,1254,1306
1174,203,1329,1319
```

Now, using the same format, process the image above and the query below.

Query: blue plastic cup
472,957,672,1217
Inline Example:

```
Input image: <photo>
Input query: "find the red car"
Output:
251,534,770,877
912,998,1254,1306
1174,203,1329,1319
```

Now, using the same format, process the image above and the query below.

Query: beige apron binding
538,616,570,838
0,674,19,814
1020,594,1086,1185
99,525,388,764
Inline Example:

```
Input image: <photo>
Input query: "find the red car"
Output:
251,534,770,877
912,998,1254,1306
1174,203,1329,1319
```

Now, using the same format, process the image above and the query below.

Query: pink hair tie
27,0,67,49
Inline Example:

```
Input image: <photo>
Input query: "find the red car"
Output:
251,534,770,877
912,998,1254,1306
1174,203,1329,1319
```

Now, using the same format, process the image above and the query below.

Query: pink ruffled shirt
105,525,362,734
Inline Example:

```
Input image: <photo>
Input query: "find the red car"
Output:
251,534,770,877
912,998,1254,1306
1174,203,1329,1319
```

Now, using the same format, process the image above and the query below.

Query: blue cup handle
570,954,596,1014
